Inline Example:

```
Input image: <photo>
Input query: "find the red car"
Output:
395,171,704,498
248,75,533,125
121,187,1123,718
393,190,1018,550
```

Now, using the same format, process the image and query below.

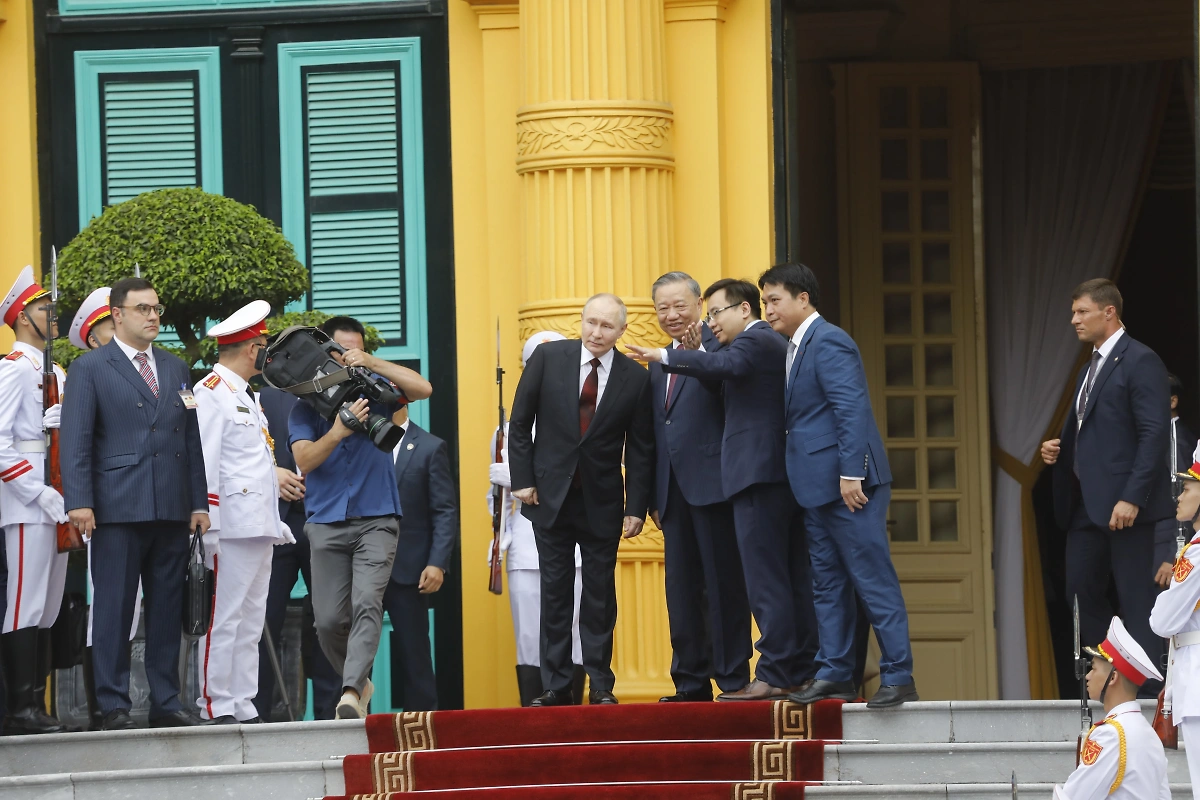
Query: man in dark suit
61,277,217,730
629,279,818,701
381,406,458,711
509,293,654,706
254,385,340,722
1042,278,1172,696
1153,374,1197,589
646,272,751,702
759,263,916,708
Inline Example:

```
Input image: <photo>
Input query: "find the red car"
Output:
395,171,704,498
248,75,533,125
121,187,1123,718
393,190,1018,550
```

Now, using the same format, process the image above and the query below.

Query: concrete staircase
0,701,1190,799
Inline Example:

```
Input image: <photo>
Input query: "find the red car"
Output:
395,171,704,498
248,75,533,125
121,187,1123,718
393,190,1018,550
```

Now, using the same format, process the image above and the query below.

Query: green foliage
57,188,309,366
192,309,383,366
52,337,185,372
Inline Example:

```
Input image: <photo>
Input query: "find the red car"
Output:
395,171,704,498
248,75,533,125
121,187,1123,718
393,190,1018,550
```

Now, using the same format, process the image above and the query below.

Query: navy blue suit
649,327,752,694
381,422,458,711
784,316,912,686
1053,332,1171,682
662,321,818,688
61,339,208,718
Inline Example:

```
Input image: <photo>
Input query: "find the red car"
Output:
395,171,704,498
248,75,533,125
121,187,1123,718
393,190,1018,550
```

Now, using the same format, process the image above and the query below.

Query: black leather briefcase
182,526,214,637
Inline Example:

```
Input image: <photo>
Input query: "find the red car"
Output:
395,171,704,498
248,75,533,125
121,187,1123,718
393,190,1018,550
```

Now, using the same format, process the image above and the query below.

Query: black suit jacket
1174,418,1197,476
391,422,459,585
509,339,654,536
258,385,304,524
1053,332,1173,529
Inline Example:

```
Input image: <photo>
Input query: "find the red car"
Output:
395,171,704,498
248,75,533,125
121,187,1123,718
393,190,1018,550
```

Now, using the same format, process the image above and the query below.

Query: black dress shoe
588,689,618,705
530,689,573,707
149,710,221,728
210,715,240,725
659,689,713,702
100,710,138,731
866,682,919,709
239,717,263,724
788,679,857,704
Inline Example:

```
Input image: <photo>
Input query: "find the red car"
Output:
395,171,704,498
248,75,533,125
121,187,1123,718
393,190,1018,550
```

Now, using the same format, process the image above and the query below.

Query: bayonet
488,319,506,595
1011,770,1017,799
1073,595,1092,765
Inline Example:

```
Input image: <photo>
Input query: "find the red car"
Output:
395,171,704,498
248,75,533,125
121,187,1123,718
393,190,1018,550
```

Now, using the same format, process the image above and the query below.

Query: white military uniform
0,341,68,632
193,304,293,721
1056,617,1171,800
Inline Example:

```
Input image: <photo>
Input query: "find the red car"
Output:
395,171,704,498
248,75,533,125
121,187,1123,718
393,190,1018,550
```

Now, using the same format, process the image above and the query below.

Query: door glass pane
930,500,959,542
886,346,914,386
928,448,957,489
881,139,908,180
919,86,948,128
925,344,954,386
922,241,951,283
926,396,955,437
882,192,910,232
920,138,949,180
889,448,917,489
883,243,911,284
889,501,919,542
921,190,950,231
880,87,909,128
924,293,953,334
884,294,912,335
886,396,915,438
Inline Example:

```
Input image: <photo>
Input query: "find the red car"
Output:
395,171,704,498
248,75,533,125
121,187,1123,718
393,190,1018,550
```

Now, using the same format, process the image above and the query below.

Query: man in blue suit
630,278,818,701
1042,279,1171,696
61,277,217,730
759,263,916,708
646,272,752,702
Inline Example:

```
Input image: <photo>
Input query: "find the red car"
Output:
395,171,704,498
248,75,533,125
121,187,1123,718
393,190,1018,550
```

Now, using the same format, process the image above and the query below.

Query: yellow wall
450,0,776,708
0,0,41,351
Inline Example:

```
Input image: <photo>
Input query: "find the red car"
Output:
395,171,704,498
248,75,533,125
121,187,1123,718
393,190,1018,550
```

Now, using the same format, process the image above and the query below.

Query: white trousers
86,542,141,646
197,538,273,721
1182,716,1200,800
509,567,582,667
3,523,68,632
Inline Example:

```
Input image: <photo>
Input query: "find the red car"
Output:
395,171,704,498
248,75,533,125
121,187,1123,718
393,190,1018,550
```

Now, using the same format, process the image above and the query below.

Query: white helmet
521,330,566,367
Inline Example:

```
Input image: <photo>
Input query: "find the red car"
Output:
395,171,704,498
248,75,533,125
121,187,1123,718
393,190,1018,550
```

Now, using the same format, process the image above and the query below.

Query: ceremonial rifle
488,320,506,595
1074,595,1092,766
44,247,83,552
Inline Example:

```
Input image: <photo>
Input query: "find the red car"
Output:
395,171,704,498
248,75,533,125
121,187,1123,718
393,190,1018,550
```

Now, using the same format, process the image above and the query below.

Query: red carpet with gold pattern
324,699,844,799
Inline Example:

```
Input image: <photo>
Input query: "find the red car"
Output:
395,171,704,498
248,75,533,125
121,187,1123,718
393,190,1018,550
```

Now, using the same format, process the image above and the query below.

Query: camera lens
363,413,404,451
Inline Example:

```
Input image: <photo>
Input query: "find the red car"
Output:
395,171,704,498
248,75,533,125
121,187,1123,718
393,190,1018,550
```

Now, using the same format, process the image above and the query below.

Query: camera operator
288,316,432,719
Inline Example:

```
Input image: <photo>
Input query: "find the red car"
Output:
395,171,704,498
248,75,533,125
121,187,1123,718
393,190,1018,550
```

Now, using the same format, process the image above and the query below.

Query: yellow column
517,0,674,703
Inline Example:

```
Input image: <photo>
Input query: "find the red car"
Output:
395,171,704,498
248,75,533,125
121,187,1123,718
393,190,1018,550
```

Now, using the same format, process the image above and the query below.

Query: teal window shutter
100,74,200,205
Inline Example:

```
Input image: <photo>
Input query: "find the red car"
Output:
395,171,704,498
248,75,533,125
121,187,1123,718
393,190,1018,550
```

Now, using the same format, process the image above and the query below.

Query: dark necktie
665,344,680,409
580,358,600,436
1076,350,1102,423
134,352,159,397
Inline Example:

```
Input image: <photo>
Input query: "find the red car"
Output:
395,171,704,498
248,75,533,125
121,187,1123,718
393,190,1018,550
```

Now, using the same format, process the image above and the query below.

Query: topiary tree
57,187,309,367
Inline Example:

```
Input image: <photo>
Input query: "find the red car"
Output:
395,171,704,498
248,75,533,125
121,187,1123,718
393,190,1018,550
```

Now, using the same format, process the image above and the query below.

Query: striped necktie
134,352,159,397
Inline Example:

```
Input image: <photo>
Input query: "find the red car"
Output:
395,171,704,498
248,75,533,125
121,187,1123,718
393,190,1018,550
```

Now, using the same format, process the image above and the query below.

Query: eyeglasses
117,304,165,318
704,303,741,326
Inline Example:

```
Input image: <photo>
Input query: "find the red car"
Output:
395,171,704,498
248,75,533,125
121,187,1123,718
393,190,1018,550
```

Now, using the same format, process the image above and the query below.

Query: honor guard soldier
1150,443,1200,798
69,287,115,351
1055,616,1170,799
488,330,585,707
194,301,294,723
0,266,70,734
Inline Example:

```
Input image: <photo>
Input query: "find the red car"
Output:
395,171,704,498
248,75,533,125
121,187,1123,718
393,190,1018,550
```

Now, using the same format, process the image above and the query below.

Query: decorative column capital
463,0,519,30
664,0,730,23
517,298,670,350
516,101,675,174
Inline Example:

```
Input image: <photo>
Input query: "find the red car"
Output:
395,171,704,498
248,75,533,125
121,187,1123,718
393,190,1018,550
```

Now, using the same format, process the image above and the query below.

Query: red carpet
327,699,844,798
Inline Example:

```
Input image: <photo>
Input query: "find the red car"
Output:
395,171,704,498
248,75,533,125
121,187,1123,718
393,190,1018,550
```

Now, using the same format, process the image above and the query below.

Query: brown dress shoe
715,679,797,702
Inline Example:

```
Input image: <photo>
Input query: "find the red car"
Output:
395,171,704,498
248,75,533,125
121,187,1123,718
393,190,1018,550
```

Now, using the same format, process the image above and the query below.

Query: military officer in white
488,330,585,707
194,301,293,723
1150,442,1200,798
0,266,70,735
1055,615,1170,800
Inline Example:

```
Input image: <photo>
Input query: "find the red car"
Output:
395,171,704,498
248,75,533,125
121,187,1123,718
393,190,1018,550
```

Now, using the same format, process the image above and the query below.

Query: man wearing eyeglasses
629,279,818,701
61,276,216,730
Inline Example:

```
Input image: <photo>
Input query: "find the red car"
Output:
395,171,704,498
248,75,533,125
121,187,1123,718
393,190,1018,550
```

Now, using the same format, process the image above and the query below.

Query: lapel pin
407,442,415,450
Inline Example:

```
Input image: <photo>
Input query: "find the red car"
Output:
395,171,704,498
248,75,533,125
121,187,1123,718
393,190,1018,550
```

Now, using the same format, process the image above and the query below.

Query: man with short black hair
289,315,432,719
1153,374,1197,589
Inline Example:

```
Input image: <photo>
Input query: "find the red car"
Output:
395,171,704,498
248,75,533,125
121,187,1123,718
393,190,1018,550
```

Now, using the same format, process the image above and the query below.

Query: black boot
82,647,103,732
31,630,66,733
515,665,542,708
2,628,64,734
570,665,586,707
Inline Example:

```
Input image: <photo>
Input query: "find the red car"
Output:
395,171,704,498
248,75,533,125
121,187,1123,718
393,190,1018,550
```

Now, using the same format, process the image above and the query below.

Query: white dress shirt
114,335,158,388
1075,327,1124,430
787,312,822,387
391,420,412,464
579,346,615,406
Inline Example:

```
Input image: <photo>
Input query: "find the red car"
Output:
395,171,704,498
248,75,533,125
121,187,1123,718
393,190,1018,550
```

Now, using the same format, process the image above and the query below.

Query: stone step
806,784,1194,799
0,759,345,800
0,720,367,778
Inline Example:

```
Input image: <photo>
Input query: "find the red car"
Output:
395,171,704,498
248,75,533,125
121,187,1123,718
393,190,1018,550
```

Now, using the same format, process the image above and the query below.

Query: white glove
202,531,221,559
42,403,62,430
489,462,511,488
276,521,297,545
35,486,68,523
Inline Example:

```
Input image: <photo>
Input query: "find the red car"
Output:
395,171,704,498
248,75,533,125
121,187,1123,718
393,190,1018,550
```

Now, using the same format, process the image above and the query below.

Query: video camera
256,326,405,452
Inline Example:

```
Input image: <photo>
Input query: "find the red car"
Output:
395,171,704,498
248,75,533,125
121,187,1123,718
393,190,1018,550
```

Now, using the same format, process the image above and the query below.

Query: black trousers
1065,504,1161,697
533,487,620,693
661,474,752,693
381,582,438,711
90,521,189,717
255,518,340,721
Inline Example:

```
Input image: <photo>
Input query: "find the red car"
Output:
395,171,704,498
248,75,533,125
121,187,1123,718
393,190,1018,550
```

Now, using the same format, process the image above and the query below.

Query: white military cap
1083,616,1164,685
1,266,49,329
521,330,566,366
207,300,271,344
69,287,112,350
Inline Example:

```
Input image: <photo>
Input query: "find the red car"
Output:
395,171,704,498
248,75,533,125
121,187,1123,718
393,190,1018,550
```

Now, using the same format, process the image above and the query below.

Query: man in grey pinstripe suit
61,277,218,730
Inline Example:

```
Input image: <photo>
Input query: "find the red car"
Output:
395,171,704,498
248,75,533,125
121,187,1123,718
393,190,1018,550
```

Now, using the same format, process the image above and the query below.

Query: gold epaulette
201,373,222,390
3,351,24,362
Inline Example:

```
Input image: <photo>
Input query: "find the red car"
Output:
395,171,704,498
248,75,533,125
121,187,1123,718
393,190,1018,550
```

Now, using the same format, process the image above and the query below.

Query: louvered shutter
100,74,201,205
303,68,404,346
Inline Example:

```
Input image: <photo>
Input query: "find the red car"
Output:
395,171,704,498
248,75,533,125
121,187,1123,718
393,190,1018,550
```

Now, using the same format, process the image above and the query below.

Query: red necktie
665,344,680,409
580,358,600,436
